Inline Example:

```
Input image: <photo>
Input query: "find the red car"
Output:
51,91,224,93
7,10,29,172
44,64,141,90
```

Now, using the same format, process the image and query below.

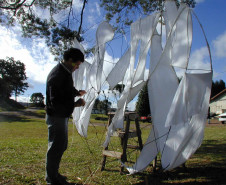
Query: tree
211,79,225,98
0,57,28,100
94,98,101,110
101,99,112,114
0,78,11,99
0,1,196,60
100,0,196,32
30,92,45,107
93,98,111,114
0,0,87,61
135,83,150,116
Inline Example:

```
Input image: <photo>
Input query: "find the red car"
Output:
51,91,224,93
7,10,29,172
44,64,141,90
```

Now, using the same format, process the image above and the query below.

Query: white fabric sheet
171,7,192,69
104,13,159,147
72,1,212,175
106,48,131,89
73,22,114,137
126,1,212,174
162,72,212,170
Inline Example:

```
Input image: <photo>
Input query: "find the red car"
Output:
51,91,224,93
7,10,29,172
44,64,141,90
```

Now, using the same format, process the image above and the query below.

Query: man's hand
74,98,86,107
79,90,86,96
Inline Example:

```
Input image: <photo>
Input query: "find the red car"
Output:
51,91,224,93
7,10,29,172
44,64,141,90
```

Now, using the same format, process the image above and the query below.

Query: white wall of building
210,93,226,114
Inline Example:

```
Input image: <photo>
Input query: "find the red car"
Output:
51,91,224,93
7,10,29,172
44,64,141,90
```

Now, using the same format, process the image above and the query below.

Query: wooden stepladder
101,112,143,173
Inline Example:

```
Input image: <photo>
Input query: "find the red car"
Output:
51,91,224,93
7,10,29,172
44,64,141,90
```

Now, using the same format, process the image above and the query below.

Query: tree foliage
30,92,45,107
93,98,111,114
1,0,196,60
0,57,28,100
135,83,150,116
211,79,225,98
100,0,196,32
113,84,125,94
0,78,10,99
0,0,86,61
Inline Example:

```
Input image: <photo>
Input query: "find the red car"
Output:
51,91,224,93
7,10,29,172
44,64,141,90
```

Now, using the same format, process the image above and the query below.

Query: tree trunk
15,87,17,102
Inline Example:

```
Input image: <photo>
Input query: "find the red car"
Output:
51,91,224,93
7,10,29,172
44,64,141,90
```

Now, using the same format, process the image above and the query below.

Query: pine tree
135,83,150,116
211,79,225,98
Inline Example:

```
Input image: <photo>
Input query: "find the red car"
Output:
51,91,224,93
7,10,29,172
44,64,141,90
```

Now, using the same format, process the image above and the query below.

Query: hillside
0,98,25,111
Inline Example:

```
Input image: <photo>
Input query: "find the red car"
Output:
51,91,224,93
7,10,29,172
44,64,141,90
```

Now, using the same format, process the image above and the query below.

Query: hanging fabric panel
161,72,212,170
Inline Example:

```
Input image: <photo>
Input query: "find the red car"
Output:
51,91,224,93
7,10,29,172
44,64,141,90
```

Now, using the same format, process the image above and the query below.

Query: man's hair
63,48,84,63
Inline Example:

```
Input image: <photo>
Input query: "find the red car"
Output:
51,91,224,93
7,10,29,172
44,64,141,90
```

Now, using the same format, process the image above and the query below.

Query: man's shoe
46,177,64,185
46,175,73,185
58,174,67,181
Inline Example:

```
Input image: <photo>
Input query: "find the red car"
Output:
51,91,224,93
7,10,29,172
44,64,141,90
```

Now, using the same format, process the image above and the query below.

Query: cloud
11,95,30,103
213,31,226,58
32,5,50,20
95,2,101,16
213,70,220,79
73,0,84,11
87,15,95,24
0,25,56,84
28,83,34,89
187,47,211,72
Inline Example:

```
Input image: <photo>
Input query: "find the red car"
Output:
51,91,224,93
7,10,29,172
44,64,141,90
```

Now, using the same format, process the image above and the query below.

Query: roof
210,89,226,101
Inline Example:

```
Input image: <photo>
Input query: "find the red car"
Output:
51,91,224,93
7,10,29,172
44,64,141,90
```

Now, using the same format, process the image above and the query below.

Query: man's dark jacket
46,63,80,117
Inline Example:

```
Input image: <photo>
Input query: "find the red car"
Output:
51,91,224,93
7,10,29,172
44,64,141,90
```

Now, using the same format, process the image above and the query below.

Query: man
45,48,86,185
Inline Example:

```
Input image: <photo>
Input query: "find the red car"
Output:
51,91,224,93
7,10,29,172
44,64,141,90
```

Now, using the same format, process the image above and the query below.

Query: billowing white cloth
73,38,85,55
73,61,91,123
106,48,131,89
103,12,160,147
127,18,179,173
162,72,212,170
132,14,158,85
73,22,114,137
171,7,192,69
72,0,212,174
125,1,212,174
163,0,178,38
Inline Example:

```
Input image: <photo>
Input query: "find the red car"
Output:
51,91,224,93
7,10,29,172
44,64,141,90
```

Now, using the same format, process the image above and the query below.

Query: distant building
210,89,226,115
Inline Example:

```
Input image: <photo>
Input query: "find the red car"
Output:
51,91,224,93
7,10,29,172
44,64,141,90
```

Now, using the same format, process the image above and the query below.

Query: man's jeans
46,114,69,182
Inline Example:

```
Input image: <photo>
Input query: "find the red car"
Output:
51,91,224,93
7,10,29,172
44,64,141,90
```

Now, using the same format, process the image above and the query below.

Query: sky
0,0,226,111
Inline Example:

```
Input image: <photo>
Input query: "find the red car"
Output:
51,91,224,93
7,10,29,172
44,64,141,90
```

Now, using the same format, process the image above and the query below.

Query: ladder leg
120,115,130,173
121,115,130,162
101,146,108,171
135,118,143,151
101,114,113,171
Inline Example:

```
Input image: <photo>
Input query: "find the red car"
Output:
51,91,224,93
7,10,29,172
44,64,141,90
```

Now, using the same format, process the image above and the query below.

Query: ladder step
118,130,137,138
127,144,140,150
102,150,122,159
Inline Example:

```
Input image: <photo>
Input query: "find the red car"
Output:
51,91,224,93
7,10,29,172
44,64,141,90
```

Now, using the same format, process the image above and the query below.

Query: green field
0,114,226,185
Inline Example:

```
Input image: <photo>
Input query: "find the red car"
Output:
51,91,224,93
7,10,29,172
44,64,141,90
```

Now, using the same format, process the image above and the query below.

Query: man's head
63,48,84,72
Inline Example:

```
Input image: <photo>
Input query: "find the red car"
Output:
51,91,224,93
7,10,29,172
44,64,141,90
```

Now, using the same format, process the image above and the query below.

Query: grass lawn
0,115,226,185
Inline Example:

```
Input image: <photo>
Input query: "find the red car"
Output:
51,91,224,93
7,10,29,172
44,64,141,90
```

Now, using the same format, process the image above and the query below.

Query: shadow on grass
0,115,33,123
0,109,45,123
131,140,226,185
133,166,225,185
18,110,45,118
196,140,226,159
